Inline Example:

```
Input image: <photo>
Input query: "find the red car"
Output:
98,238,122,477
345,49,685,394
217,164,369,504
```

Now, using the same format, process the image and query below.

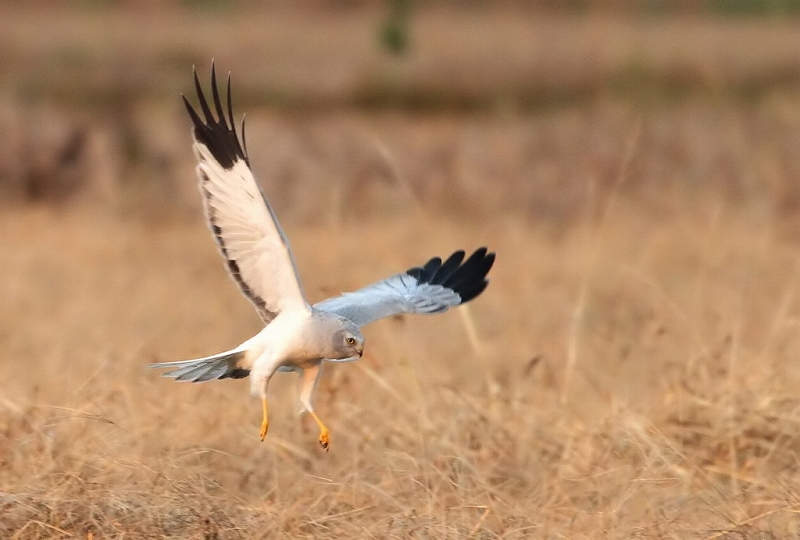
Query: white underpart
194,144,309,321
238,307,317,398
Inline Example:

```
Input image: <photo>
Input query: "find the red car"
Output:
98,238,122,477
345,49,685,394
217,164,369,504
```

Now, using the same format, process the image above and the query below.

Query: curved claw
309,411,330,452
319,428,330,452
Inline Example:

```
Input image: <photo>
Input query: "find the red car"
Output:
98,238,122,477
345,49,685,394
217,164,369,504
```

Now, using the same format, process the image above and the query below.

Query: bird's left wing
314,248,494,327
183,65,309,323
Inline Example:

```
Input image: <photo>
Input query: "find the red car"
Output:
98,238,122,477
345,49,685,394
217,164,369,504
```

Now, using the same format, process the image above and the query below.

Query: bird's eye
345,336,356,345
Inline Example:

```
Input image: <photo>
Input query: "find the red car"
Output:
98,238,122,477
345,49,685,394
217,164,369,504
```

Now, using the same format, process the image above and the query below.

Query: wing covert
314,248,495,327
184,65,309,322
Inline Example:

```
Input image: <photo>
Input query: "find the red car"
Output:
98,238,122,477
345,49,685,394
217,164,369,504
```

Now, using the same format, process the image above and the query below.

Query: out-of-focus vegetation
2,3,800,211
379,0,413,55
3,3,800,538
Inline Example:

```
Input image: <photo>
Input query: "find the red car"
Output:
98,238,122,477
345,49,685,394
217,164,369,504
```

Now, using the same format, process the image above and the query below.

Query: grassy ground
3,5,800,539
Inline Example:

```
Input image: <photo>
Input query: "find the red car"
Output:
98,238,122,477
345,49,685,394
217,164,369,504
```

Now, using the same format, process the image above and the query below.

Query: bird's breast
255,308,320,369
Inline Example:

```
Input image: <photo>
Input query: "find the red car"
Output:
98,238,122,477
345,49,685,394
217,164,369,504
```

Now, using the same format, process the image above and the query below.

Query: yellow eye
345,336,356,345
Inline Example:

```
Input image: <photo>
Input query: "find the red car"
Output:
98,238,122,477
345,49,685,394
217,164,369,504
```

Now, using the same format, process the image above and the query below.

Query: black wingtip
184,63,248,169
406,247,495,304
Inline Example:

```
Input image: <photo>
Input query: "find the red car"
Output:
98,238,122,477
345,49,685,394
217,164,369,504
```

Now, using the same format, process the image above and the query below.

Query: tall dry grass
4,134,800,537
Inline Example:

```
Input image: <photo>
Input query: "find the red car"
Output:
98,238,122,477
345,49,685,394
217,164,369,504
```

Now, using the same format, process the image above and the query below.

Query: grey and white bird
150,65,495,450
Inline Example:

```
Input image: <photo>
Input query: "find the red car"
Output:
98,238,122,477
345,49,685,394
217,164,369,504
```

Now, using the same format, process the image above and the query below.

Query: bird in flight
150,65,495,450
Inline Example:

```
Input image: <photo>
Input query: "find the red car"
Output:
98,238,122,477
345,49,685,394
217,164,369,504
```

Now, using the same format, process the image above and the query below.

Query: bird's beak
357,346,364,358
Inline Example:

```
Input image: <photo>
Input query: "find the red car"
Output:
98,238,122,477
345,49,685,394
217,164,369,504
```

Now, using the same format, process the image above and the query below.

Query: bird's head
328,318,365,361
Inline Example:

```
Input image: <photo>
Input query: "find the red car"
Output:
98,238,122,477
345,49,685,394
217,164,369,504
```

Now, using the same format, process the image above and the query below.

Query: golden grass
4,177,800,537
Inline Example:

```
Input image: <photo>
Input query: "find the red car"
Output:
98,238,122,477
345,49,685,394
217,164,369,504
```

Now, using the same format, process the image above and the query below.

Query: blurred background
3,1,800,537
4,0,800,219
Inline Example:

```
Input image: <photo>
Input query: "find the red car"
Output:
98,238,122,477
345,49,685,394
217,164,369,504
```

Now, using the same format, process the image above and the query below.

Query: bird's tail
149,348,250,383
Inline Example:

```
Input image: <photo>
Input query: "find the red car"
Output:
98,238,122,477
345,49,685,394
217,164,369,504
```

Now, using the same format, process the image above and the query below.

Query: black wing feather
405,247,495,305
434,250,466,283
182,63,248,170
422,257,442,277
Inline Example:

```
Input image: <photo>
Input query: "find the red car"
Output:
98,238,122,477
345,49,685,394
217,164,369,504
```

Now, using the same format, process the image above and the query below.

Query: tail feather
150,349,249,383
174,363,220,382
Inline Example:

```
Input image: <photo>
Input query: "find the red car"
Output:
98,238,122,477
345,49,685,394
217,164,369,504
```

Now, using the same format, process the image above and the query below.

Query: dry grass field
4,4,800,539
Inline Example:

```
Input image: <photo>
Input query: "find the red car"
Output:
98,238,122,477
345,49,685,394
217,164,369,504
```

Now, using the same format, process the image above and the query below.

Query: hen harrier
151,65,495,450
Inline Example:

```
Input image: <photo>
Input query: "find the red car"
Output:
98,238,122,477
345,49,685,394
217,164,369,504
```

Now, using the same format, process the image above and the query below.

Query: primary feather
182,64,308,323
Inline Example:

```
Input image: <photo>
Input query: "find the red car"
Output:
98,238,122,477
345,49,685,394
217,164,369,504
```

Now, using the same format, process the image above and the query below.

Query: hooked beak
357,345,364,358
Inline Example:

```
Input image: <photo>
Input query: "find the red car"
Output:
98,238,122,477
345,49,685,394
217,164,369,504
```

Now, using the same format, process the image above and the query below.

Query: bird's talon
319,432,330,451
259,421,269,441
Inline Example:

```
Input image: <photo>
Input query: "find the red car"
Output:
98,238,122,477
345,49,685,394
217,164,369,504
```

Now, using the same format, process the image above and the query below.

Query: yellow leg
259,397,269,441
308,411,330,451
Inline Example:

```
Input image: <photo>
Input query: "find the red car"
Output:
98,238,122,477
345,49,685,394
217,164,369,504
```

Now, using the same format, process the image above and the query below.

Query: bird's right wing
183,65,309,323
314,248,494,327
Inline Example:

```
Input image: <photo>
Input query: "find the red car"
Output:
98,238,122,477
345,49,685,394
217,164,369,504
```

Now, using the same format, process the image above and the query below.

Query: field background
3,2,800,538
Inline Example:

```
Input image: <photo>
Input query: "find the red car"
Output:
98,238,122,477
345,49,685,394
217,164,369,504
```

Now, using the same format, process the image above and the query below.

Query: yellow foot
309,410,330,451
259,397,269,442
318,428,330,452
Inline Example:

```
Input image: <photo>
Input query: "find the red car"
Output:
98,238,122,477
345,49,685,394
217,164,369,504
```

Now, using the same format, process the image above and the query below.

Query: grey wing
183,65,309,323
314,248,495,327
